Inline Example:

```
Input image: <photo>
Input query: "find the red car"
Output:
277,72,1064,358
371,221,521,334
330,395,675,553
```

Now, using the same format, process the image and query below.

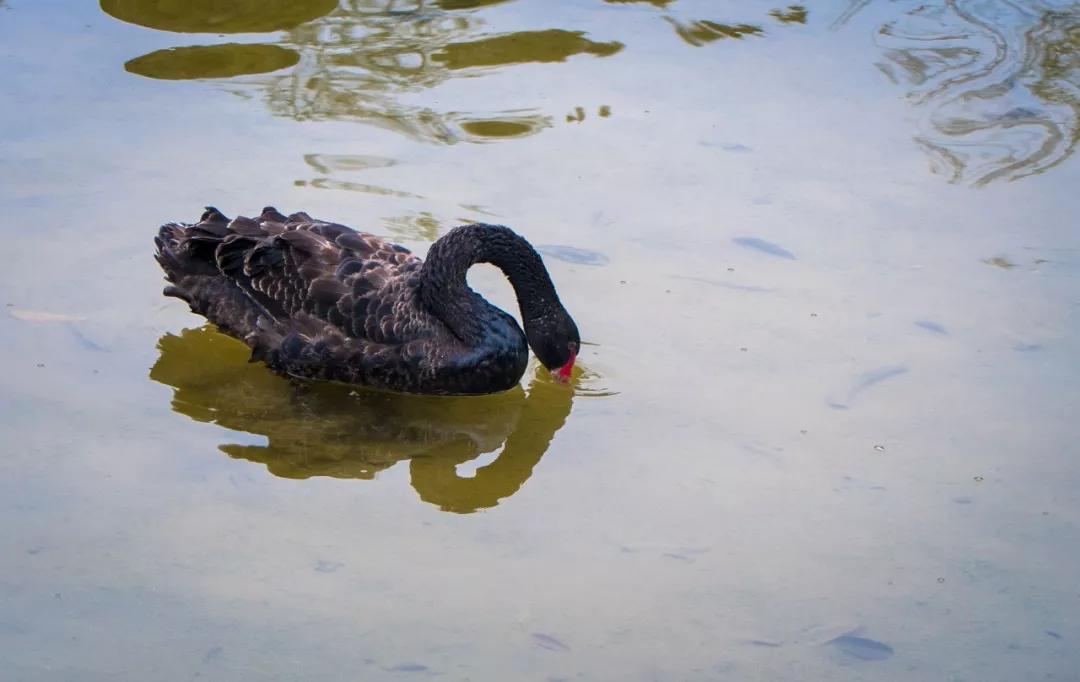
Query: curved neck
419,224,561,342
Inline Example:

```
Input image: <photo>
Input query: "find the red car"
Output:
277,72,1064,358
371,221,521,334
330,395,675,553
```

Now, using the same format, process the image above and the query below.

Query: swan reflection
150,326,575,513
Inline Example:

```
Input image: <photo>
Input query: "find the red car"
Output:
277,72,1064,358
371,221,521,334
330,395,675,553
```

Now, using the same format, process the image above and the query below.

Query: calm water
2,0,1079,680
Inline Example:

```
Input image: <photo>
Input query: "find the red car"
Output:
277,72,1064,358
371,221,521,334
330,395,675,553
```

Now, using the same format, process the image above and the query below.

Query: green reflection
295,178,422,198
268,16,614,142
1038,24,1080,87
303,153,398,174
296,153,420,199
100,0,337,33
150,327,575,513
437,0,514,9
667,18,763,47
983,256,1017,270
125,44,299,80
432,29,624,69
110,4,624,144
383,211,442,241
1032,23,1079,149
603,0,675,7
458,115,549,139
769,6,807,25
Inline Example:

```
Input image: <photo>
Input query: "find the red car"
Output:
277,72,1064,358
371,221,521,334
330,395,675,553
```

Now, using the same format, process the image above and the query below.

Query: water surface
1,0,1078,680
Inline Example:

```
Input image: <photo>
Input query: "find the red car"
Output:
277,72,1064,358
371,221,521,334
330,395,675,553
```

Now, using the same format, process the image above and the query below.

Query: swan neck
419,224,560,341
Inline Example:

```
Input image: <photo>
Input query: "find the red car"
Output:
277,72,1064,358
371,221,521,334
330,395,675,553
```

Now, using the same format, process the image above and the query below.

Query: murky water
2,0,1078,679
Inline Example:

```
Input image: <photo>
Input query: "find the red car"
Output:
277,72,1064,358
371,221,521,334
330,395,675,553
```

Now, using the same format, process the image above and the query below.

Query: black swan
154,207,580,395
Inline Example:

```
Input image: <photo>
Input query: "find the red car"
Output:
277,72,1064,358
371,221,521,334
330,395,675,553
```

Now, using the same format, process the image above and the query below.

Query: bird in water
154,207,580,395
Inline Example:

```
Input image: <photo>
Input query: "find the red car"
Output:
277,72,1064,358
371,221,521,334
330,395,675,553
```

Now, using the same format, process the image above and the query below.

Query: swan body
154,207,579,395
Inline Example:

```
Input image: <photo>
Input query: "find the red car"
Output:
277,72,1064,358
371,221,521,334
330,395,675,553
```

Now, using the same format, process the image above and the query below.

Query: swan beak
554,349,577,382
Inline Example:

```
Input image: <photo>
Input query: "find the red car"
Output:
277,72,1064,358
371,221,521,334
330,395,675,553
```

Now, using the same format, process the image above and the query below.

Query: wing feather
173,208,425,349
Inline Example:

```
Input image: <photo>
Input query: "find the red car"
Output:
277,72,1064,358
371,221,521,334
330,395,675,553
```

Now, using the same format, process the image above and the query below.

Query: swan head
525,307,580,381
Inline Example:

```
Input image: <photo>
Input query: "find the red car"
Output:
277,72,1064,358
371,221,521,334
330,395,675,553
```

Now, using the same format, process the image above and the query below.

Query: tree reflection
107,0,623,144
149,326,575,513
100,0,338,33
436,0,514,9
382,211,443,240
603,0,676,7
838,0,1080,185
433,28,622,68
253,9,619,142
769,6,807,25
601,1,794,48
665,18,763,46
125,44,301,80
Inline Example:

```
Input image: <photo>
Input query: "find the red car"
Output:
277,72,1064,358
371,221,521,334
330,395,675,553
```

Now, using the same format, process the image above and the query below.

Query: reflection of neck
409,379,574,513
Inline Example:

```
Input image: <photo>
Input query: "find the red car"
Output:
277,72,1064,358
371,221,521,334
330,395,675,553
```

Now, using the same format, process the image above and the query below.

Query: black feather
154,209,576,394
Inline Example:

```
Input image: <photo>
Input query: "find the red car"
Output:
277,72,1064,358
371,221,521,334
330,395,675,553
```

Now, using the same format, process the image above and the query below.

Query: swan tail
154,209,228,281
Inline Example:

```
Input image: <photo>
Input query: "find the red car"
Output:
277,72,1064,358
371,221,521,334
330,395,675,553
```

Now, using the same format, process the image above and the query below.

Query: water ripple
844,0,1079,185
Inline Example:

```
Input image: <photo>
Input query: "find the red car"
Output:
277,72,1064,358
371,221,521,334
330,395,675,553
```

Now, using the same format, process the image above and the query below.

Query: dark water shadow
149,326,575,513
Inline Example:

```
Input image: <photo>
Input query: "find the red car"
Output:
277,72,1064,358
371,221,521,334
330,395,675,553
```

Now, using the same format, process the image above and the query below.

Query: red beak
555,348,577,381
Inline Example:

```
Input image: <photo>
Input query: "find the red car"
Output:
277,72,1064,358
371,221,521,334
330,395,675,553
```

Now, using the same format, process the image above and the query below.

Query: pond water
1,0,1079,679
